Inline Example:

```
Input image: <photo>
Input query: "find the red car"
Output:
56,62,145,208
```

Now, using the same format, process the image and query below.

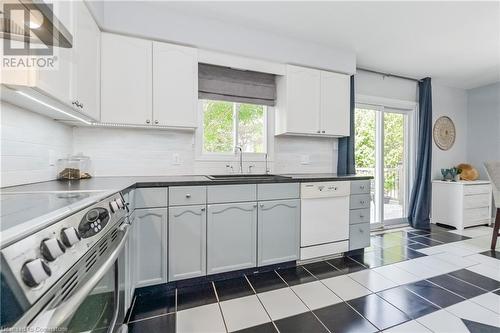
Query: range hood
0,0,72,48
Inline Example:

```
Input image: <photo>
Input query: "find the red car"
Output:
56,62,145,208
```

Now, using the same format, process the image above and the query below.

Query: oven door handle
30,223,130,330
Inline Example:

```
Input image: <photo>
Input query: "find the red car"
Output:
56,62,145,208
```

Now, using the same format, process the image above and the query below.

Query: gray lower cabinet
258,199,300,266
134,208,168,287
207,202,257,274
349,222,370,250
168,205,207,281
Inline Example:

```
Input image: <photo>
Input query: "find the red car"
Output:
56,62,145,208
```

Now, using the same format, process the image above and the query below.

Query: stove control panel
0,193,128,305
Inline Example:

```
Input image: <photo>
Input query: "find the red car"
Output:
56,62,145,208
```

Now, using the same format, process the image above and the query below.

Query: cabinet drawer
349,223,370,250
135,188,168,209
350,208,370,225
257,183,299,201
207,184,257,203
464,184,491,196
350,180,371,195
350,194,371,210
463,194,491,209
464,207,491,222
169,186,206,206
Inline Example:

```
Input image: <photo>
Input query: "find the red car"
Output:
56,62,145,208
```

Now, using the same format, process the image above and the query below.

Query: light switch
172,153,182,165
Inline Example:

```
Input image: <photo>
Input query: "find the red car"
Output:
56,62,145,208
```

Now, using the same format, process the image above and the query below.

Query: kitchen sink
206,174,292,181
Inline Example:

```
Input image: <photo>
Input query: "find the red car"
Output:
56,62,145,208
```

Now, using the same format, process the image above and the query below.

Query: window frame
195,99,270,161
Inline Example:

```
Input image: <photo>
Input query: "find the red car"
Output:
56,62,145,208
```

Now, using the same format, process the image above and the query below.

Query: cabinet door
135,208,167,287
101,33,152,125
168,205,206,281
153,42,198,128
72,1,100,120
286,65,320,134
320,71,350,136
258,199,300,266
207,202,257,274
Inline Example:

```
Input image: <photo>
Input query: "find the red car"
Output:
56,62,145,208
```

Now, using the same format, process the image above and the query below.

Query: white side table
431,180,492,230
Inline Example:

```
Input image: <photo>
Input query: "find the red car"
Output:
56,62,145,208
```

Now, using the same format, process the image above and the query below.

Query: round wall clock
433,116,456,151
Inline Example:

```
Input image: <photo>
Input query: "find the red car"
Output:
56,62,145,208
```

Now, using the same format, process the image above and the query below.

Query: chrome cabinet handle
359,228,364,233
360,215,365,218
322,130,325,133
317,130,321,133
186,194,191,198
360,185,365,189
360,200,365,204
201,208,206,212
259,203,264,208
146,120,150,124
253,204,257,208
154,120,159,124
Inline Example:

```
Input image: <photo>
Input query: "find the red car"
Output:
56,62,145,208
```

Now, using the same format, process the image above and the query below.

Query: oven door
29,223,130,333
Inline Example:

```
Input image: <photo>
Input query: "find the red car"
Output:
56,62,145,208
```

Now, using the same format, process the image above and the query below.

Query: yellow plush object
458,163,479,181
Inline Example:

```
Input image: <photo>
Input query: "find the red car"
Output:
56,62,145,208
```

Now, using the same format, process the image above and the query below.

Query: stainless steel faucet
234,146,243,174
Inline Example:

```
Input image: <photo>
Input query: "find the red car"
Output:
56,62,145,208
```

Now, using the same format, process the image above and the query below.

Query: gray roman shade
198,63,276,106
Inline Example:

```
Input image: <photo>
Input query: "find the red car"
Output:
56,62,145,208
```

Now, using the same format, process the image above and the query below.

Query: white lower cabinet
134,208,168,287
207,202,258,274
168,205,207,281
258,199,300,266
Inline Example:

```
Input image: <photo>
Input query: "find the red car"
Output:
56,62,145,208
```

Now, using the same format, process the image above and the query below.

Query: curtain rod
357,67,422,83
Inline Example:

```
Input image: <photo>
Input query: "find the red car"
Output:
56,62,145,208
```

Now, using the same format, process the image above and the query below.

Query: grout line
212,281,229,333
127,311,176,324
125,296,137,323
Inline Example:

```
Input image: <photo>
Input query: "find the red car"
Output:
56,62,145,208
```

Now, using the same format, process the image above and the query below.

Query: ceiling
156,1,500,89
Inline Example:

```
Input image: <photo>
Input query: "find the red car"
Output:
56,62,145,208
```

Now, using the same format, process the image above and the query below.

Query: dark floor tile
406,242,429,250
302,261,344,279
348,252,384,268
274,311,328,333
430,224,455,233
406,230,431,238
462,319,500,333
404,280,464,308
214,276,254,302
427,232,470,243
328,257,367,273
480,250,500,259
128,287,175,322
348,294,410,330
314,302,378,333
234,322,278,333
277,266,316,286
494,289,500,296
246,270,287,293
428,274,488,299
410,236,443,247
449,269,500,291
377,286,439,319
176,282,217,311
128,313,175,332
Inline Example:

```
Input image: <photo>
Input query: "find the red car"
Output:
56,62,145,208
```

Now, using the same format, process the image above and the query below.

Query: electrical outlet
300,155,310,165
172,153,182,165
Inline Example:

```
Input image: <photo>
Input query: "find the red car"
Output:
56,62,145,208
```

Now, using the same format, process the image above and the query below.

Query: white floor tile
416,244,448,255
467,263,500,281
465,253,500,270
291,281,342,310
416,309,469,333
383,320,432,333
321,274,372,300
372,264,421,285
220,295,270,332
433,252,480,268
177,303,226,333
257,287,308,320
394,260,438,279
413,256,460,274
469,292,500,314
446,299,500,328
348,269,397,292
449,226,493,238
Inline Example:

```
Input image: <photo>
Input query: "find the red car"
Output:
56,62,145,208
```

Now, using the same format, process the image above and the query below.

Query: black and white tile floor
126,225,500,332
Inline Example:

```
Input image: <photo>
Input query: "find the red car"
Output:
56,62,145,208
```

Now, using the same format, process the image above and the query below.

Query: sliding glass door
355,104,414,228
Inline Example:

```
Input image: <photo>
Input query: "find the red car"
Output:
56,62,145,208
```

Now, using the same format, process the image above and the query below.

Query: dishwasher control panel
301,181,351,198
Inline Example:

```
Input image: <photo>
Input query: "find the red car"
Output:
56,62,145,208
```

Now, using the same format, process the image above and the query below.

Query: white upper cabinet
320,71,350,136
153,42,198,128
71,1,100,120
276,64,350,137
101,33,153,125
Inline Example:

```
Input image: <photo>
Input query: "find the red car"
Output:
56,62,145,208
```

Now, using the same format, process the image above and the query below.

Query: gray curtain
198,63,276,106
337,75,356,175
408,77,433,230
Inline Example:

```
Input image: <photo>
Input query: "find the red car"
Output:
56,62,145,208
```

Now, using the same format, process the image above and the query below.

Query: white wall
0,102,73,187
466,82,500,179
356,70,418,102
431,82,469,180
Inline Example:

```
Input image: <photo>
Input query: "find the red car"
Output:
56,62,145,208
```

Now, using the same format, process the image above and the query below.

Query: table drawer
464,207,491,222
257,183,299,201
349,223,370,250
350,180,371,195
464,184,491,196
169,186,207,206
350,194,371,210
207,184,257,203
350,208,370,225
463,194,490,209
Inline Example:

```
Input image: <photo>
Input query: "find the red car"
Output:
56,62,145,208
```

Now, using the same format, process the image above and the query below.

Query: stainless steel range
1,192,130,332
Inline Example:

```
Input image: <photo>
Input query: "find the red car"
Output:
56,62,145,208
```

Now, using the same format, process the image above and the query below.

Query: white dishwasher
300,181,350,260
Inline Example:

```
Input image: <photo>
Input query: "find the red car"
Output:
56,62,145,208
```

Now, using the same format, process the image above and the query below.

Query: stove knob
40,238,66,261
21,259,51,287
109,200,119,213
60,227,81,247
